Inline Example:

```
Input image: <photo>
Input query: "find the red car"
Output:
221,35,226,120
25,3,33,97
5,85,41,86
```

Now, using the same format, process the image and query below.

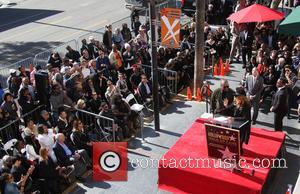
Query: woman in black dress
224,87,251,155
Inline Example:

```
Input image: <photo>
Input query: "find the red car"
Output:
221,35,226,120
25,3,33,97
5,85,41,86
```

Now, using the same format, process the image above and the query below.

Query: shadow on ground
0,41,63,64
0,8,63,32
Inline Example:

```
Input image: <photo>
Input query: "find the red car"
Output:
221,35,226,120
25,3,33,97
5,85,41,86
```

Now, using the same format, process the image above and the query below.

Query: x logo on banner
161,15,180,44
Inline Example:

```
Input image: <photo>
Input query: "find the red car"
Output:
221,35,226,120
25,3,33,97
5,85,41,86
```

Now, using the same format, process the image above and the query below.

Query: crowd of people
209,0,300,154
0,6,199,193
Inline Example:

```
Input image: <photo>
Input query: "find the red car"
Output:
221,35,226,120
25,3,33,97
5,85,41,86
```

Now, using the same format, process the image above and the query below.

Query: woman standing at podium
224,87,251,154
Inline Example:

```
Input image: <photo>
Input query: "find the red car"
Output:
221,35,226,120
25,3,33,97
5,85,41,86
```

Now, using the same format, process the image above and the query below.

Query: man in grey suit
245,67,264,124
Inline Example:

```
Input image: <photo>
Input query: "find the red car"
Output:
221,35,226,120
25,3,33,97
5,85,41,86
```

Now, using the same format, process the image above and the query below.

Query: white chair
124,93,145,141
3,139,18,152
125,93,144,112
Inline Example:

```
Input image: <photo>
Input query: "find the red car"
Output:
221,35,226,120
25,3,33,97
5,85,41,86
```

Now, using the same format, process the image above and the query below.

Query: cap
9,69,16,74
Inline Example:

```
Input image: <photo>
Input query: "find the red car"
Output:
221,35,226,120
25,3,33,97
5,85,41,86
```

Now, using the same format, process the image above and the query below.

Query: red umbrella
227,3,284,23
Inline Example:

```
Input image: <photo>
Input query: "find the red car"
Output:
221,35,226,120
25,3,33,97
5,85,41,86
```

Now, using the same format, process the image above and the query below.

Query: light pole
149,0,160,131
193,0,205,96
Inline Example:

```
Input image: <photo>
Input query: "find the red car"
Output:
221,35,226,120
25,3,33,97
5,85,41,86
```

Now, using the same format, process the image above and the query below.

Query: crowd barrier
77,32,104,52
63,105,116,142
0,57,35,88
142,65,178,94
0,104,45,144
34,39,77,69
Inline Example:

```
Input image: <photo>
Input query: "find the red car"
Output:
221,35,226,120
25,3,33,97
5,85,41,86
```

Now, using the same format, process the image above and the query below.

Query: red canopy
227,3,284,23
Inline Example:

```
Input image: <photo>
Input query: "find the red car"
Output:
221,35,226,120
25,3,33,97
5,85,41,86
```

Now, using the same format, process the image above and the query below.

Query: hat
234,87,246,97
9,69,16,74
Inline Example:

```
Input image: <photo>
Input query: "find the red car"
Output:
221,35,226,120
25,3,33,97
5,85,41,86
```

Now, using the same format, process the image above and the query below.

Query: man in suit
270,78,289,131
245,67,264,124
240,26,254,68
53,133,91,182
211,79,235,116
138,74,152,103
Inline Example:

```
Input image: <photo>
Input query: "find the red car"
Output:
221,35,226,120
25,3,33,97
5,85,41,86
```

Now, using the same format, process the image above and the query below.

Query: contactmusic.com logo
93,142,128,181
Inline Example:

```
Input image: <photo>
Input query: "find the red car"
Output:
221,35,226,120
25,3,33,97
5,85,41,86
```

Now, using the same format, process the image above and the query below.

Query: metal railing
142,65,178,94
63,105,116,142
0,104,45,144
77,32,104,52
34,39,77,69
0,57,35,88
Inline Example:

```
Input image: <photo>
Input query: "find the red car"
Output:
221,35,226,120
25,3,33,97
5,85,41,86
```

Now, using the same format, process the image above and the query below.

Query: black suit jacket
240,31,253,49
53,141,75,167
272,87,289,114
57,119,71,136
138,82,152,102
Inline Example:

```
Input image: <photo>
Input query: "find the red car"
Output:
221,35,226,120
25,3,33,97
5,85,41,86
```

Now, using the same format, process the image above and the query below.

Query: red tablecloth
158,118,285,194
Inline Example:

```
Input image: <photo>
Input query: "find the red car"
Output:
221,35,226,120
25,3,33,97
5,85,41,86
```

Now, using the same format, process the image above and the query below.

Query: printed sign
160,8,181,48
205,123,240,162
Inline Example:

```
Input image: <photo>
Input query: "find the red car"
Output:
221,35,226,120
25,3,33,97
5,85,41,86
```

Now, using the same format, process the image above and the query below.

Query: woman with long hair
36,148,68,193
71,120,92,157
224,87,251,155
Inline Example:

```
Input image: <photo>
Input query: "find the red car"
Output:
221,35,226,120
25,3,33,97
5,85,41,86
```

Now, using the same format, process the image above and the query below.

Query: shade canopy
227,3,284,23
279,6,300,36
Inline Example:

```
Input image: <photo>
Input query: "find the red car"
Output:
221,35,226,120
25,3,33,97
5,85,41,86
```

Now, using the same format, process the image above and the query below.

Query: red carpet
158,118,285,194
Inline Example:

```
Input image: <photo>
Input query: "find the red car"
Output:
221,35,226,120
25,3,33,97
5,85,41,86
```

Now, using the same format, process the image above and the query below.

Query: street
0,0,130,65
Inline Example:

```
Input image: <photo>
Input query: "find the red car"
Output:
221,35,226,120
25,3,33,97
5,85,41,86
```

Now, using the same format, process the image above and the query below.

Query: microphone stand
201,82,213,113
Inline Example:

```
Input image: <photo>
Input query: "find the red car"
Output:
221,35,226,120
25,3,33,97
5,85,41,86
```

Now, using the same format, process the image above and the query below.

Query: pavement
67,60,300,194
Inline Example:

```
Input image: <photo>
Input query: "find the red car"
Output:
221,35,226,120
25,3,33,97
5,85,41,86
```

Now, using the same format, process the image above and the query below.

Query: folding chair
125,93,145,141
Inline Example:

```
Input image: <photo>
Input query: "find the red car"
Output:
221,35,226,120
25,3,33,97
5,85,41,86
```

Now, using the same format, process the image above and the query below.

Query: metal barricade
0,104,45,144
77,32,104,52
54,39,78,58
63,105,115,142
0,58,34,88
142,65,178,94
96,16,133,34
11,57,35,70
34,50,52,69
0,65,12,89
34,39,77,69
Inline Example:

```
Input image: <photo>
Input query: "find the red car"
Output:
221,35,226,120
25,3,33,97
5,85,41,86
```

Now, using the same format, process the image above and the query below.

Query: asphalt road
0,0,131,65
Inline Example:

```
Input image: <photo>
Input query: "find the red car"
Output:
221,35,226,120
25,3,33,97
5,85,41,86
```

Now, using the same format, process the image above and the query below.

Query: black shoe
298,118,300,123
76,176,86,182
242,65,246,69
252,121,256,125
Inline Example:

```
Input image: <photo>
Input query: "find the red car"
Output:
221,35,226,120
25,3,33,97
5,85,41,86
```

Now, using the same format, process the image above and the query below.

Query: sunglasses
223,85,229,88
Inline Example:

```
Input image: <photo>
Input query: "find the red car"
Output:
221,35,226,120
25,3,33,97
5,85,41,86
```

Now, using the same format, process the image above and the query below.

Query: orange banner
160,8,181,48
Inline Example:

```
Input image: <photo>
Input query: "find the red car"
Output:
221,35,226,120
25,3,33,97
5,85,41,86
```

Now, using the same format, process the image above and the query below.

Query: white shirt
25,144,39,161
37,129,57,162
37,129,55,150
244,31,248,40
144,83,151,95
81,67,91,79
